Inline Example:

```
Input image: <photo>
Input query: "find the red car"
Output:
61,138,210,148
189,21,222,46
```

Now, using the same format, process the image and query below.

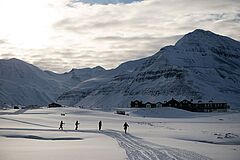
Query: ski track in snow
0,115,211,160
0,127,212,160
102,130,211,160
0,128,212,160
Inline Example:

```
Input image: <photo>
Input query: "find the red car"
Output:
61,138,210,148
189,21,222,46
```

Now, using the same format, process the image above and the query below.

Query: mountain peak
175,29,240,52
8,58,20,61
187,29,218,37
0,58,25,64
175,29,215,46
0,58,33,70
191,29,211,34
69,65,105,74
93,65,105,71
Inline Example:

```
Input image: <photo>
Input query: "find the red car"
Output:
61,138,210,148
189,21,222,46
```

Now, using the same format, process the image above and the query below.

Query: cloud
0,53,15,58
0,39,6,45
32,58,67,72
70,0,142,5
0,0,239,73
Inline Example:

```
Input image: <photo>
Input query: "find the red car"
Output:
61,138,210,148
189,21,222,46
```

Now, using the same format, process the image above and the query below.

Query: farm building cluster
131,98,230,112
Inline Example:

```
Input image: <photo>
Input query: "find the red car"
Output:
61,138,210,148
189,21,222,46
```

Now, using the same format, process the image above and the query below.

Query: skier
123,122,129,134
75,120,80,130
98,120,102,131
59,120,64,130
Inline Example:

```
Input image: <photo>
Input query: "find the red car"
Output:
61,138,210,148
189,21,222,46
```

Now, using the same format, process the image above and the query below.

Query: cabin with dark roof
156,102,163,108
131,100,163,108
130,100,145,108
48,102,62,108
194,101,229,112
164,98,179,107
145,102,155,108
130,98,229,112
177,99,194,111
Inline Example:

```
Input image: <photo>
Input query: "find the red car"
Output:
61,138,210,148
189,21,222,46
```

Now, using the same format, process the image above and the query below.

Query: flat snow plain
0,107,239,160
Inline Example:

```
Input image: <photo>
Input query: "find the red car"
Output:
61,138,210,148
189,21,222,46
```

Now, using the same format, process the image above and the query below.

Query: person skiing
98,120,102,131
75,120,80,130
59,120,64,130
123,122,129,134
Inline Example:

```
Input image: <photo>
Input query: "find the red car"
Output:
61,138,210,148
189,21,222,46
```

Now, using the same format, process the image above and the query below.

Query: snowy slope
1,29,240,108
0,59,105,106
0,107,239,160
58,29,240,108
0,58,71,105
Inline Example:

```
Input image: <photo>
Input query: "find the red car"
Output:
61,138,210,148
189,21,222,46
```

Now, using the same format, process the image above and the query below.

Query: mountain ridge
1,29,240,108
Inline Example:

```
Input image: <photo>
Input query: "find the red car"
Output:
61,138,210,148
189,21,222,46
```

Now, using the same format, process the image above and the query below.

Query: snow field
0,107,240,160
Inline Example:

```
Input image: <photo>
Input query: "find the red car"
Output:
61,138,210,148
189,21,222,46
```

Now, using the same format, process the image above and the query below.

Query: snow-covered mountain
0,59,105,106
0,58,68,105
58,29,240,108
1,29,240,108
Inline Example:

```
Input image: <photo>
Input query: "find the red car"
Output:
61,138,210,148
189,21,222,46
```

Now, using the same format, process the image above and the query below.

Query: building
156,102,163,107
193,101,229,112
164,98,179,107
13,106,20,109
130,100,145,108
131,100,162,108
164,99,229,112
116,110,126,115
130,98,229,112
48,102,62,108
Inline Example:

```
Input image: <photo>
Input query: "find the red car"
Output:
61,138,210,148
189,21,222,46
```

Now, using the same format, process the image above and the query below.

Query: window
146,104,151,108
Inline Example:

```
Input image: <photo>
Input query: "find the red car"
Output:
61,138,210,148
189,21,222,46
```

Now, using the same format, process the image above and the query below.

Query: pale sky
0,0,239,73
